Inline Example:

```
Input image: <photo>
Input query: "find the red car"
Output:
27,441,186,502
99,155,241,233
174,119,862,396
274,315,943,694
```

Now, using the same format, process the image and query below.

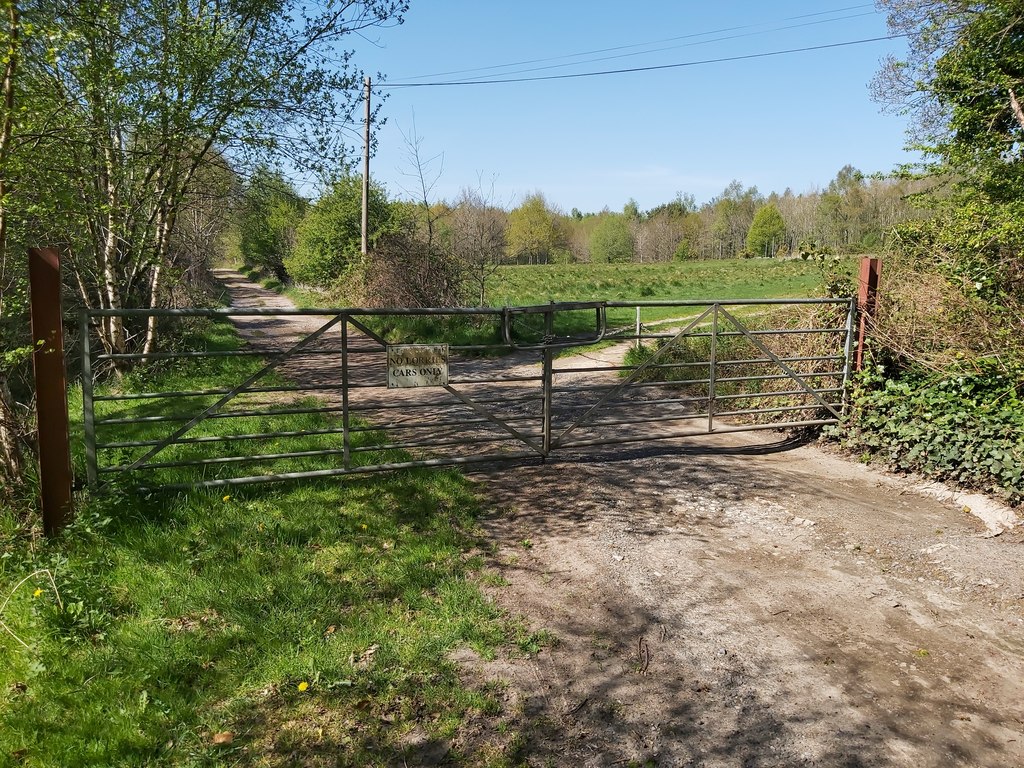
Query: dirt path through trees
215,270,1023,767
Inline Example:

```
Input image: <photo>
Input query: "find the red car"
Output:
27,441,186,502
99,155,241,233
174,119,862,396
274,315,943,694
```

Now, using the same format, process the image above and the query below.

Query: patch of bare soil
214,270,1024,767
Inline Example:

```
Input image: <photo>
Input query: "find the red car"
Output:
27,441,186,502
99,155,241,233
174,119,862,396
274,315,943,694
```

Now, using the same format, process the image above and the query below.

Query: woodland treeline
233,163,928,306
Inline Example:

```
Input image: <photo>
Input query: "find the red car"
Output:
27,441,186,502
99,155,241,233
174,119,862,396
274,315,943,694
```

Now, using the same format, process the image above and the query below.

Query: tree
589,214,634,263
506,193,564,264
287,174,394,287
14,0,408,362
746,204,787,257
708,181,762,258
450,184,507,305
239,169,306,281
875,1,1024,191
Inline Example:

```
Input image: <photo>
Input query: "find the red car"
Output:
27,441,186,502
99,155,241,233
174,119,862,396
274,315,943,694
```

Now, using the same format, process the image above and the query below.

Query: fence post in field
855,256,882,372
28,247,74,536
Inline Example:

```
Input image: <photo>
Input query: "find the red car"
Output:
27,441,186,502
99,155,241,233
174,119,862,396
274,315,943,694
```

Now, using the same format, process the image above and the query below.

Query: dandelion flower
32,588,43,598
297,681,309,692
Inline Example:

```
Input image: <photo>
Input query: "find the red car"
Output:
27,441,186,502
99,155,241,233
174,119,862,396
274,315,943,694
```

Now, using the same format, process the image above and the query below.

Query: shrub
834,359,1024,504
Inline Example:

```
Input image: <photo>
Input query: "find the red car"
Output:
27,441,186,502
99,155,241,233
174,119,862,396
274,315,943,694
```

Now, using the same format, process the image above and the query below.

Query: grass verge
0,320,539,768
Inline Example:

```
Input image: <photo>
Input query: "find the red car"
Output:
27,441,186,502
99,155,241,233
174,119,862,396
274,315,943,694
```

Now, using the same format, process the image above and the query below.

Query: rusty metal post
28,247,73,536
541,304,554,458
855,257,882,371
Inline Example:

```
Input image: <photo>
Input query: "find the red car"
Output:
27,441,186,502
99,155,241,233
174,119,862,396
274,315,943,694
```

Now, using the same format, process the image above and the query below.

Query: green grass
0,321,541,768
489,258,825,305
236,258,851,354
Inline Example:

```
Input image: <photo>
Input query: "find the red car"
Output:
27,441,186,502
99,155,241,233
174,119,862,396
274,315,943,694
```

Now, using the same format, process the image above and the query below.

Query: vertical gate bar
542,304,554,457
341,314,350,469
635,306,641,350
80,308,98,488
840,296,856,412
708,303,718,433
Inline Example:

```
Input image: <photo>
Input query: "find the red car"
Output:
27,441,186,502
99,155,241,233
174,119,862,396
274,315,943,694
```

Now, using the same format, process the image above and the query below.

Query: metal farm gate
81,297,855,491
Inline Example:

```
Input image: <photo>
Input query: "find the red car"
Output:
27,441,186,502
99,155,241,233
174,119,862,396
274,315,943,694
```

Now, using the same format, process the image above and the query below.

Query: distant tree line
234,163,930,306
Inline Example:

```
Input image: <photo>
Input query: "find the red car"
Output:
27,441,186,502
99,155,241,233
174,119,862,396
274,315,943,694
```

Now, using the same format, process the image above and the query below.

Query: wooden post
28,247,73,536
855,256,882,372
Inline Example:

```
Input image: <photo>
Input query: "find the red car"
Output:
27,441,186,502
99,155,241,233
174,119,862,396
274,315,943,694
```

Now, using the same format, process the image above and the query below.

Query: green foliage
589,214,634,263
238,168,306,280
505,193,564,264
286,175,395,287
834,360,1024,504
799,241,855,299
746,204,787,257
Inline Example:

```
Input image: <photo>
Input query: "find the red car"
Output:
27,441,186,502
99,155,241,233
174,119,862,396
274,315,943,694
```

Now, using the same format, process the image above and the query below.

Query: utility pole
361,76,370,256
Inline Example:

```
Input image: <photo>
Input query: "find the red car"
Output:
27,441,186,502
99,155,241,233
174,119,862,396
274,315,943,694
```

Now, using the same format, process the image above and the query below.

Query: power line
415,12,879,84
392,3,877,82
379,34,909,89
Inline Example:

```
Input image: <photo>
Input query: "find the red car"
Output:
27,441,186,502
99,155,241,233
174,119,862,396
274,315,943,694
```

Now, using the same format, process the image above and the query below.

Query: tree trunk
0,1,24,485
1009,86,1024,133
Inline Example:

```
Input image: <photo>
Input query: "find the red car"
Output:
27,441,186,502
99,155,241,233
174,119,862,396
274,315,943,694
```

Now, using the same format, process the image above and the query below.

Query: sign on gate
386,344,449,388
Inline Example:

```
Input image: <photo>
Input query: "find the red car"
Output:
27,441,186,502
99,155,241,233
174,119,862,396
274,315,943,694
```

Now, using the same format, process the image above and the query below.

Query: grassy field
488,258,828,307
268,257,848,348
0,321,541,768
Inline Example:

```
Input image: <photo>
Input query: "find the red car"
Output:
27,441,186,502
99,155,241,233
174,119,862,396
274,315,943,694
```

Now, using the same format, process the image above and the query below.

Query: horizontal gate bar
142,452,542,492
550,354,845,377
94,347,347,361
346,414,540,433
556,419,839,450
714,370,844,384
98,426,348,450
715,402,843,418
94,382,345,402
605,298,849,307
95,404,348,426
713,386,843,402
635,327,848,341
86,307,507,318
104,433,544,474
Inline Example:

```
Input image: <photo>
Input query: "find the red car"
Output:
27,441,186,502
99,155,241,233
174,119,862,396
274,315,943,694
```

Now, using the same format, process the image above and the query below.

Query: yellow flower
360,524,367,530
297,681,309,692
222,495,231,502
32,588,43,598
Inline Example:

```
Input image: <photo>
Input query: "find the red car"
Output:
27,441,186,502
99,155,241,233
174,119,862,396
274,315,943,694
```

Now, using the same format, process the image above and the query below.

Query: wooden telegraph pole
28,247,74,536
361,76,370,256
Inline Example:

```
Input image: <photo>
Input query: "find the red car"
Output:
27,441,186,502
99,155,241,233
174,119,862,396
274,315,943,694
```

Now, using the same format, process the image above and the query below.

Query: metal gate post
708,303,718,433
841,296,857,410
79,308,98,487
541,304,554,458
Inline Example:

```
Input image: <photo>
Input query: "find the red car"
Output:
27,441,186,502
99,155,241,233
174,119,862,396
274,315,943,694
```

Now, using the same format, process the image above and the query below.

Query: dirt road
214,271,1023,767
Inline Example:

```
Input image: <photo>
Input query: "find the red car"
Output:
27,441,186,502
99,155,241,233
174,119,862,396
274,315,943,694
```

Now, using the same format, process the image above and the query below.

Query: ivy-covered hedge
833,360,1023,505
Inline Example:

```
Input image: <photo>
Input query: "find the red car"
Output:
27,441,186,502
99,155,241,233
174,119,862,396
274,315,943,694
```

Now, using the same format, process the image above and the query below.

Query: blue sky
347,1,916,213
